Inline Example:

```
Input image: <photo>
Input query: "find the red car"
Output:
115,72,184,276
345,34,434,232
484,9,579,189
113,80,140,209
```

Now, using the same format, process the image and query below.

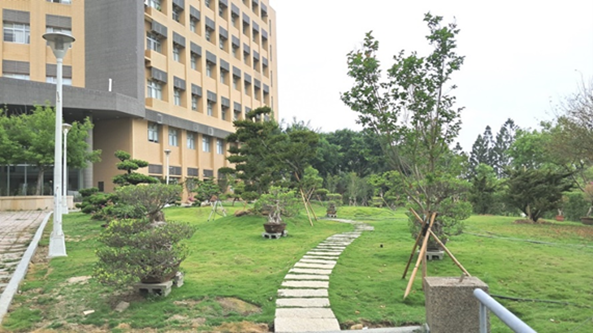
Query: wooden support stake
404,212,436,299
402,208,427,279
428,229,471,277
300,188,314,227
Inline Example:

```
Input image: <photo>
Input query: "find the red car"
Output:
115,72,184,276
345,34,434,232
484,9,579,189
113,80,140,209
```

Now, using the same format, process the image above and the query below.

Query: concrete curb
0,211,52,323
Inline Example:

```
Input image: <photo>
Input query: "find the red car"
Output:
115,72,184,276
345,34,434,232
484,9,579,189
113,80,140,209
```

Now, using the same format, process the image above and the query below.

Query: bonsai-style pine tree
112,150,158,186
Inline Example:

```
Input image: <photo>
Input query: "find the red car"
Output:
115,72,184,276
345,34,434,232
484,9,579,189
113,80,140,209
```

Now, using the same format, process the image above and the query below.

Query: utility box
424,277,489,333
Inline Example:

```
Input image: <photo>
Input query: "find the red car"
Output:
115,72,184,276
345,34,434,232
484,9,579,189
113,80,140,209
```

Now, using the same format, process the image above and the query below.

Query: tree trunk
35,169,45,196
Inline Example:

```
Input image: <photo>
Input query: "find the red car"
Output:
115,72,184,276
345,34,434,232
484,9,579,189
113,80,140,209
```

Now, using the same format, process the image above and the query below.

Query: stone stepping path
0,211,47,295
274,220,374,333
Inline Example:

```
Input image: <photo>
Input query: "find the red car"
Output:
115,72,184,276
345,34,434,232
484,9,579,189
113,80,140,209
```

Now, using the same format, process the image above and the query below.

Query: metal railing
473,288,537,333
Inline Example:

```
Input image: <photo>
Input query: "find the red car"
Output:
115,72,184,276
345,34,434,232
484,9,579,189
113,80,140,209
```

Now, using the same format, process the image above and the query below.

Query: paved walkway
274,219,374,333
0,211,48,294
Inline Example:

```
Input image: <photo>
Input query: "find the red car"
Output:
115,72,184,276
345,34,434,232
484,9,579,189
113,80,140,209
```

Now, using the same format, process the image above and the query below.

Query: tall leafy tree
341,13,470,235
468,126,495,178
1,105,100,195
226,107,319,200
492,119,517,177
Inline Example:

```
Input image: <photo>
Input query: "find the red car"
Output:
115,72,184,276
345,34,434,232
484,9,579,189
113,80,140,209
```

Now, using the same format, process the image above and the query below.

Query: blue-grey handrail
473,288,537,333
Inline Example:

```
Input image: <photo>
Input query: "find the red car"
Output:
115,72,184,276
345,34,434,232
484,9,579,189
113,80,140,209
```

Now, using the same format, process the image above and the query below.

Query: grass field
1,204,592,332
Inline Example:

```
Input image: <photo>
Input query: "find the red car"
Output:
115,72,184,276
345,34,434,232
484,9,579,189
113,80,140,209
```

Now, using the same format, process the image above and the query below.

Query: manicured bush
94,218,195,286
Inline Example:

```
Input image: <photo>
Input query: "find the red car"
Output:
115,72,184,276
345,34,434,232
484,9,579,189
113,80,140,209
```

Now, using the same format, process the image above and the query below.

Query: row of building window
147,78,271,109
148,123,225,154
148,0,269,25
3,23,72,45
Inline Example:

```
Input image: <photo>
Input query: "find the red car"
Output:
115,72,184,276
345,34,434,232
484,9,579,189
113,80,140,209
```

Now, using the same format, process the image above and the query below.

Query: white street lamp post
164,149,171,185
62,123,72,214
44,32,75,258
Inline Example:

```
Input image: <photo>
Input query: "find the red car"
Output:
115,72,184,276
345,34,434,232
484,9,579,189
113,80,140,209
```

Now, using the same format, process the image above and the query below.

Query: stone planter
580,217,593,225
263,222,287,234
555,215,565,222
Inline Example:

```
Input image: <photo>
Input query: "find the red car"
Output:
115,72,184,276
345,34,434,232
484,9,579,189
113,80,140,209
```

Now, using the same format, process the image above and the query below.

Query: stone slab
302,255,340,261
278,288,328,297
294,263,336,269
289,268,332,275
276,307,336,318
299,259,337,265
284,274,330,281
307,251,341,256
274,317,340,333
281,280,329,288
276,297,330,308
274,318,340,333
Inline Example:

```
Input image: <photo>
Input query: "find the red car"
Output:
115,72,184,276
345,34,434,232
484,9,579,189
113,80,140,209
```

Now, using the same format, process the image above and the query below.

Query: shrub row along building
0,0,278,195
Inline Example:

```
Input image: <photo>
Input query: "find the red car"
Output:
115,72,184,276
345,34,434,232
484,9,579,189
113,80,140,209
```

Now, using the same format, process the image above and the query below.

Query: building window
4,73,30,80
219,37,226,50
220,69,227,84
231,15,238,28
174,88,182,106
216,139,224,154
191,54,198,70
242,22,249,37
148,122,159,142
191,95,199,111
169,128,179,146
173,45,181,62
232,76,239,90
232,45,238,58
207,101,214,116
46,76,72,85
46,26,72,34
147,32,162,52
172,7,182,22
244,82,251,96
205,0,211,9
234,111,240,121
202,136,211,152
147,0,162,10
219,6,226,18
190,18,198,32
243,52,249,65
147,80,163,99
221,107,227,120
3,23,30,44
206,62,213,77
187,132,195,149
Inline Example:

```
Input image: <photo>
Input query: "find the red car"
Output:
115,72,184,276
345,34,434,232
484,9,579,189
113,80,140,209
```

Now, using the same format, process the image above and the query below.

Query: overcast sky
268,0,593,151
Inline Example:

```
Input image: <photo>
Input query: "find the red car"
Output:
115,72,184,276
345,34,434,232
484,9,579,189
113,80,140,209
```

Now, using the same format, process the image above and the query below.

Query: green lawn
1,205,592,332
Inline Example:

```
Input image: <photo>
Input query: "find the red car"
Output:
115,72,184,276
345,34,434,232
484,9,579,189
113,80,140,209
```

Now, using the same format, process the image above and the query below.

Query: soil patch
216,297,262,316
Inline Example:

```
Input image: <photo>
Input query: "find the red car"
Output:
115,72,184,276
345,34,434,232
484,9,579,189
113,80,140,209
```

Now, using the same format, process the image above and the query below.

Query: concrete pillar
83,119,94,189
424,276,489,333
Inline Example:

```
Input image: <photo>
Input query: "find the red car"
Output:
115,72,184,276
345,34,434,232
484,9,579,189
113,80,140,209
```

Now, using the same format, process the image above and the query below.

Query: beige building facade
0,0,278,197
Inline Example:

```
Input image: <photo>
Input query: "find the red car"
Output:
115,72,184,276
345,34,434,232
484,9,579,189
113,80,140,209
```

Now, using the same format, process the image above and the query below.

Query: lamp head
164,149,172,155
43,32,75,59
62,123,72,133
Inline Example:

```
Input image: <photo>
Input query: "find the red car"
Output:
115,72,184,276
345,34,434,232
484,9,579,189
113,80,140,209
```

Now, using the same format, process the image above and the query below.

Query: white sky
269,0,593,151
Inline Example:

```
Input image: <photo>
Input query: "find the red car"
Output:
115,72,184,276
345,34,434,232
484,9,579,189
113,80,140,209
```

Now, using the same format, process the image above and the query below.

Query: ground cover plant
1,205,592,332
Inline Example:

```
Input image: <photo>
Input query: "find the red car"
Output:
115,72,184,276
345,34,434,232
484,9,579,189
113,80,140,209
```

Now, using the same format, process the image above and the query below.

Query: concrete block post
424,276,489,333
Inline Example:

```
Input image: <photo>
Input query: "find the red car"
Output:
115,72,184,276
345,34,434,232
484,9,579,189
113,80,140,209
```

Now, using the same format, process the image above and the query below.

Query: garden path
0,210,47,295
274,219,374,333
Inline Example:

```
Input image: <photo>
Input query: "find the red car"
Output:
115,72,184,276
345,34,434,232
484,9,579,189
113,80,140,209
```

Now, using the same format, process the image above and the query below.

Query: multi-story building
0,0,278,196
